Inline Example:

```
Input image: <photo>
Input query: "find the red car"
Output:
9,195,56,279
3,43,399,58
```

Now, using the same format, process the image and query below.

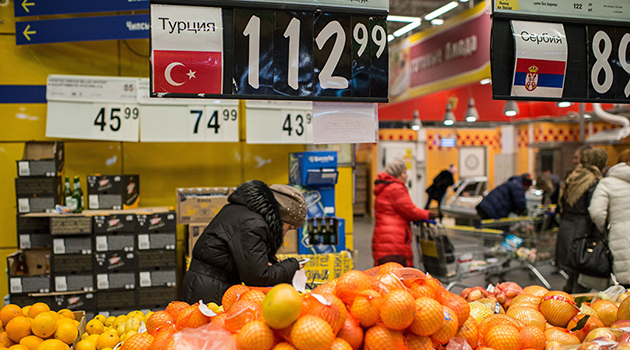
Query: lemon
94,315,107,324
86,319,105,335
469,301,493,324
112,315,127,329
104,316,116,327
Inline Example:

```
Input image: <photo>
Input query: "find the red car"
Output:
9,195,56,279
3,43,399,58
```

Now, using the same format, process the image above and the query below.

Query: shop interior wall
0,26,355,297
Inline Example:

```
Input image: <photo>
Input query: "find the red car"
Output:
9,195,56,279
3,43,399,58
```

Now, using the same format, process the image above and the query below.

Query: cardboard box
87,175,140,210
298,217,346,254
7,249,50,277
51,254,93,275
15,176,62,197
176,187,231,225
10,294,54,308
53,237,92,255
50,216,92,235
137,250,177,269
18,233,52,249
17,196,57,213
138,269,177,288
96,290,137,310
96,272,136,290
289,151,338,186
9,276,51,294
93,213,136,233
95,233,136,253
276,251,354,285
277,229,298,254
17,215,50,234
52,292,96,313
53,274,95,292
137,232,176,250
137,286,178,309
136,212,176,233
17,141,64,177
188,223,206,254
94,251,137,273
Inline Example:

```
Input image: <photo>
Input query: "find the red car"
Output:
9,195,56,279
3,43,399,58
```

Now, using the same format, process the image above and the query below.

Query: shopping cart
413,221,508,291
477,211,558,289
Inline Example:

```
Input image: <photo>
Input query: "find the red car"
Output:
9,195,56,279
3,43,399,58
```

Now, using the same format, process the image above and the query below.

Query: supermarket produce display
4,264,630,350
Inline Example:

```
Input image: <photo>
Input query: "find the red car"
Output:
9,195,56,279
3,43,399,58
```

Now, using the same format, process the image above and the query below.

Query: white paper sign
510,21,567,98
246,100,313,144
312,102,378,144
46,75,138,103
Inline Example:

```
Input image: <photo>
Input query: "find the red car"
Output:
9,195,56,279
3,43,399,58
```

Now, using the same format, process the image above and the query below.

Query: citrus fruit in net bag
300,293,346,334
290,315,334,350
349,290,381,328
405,333,432,350
518,325,546,350
377,289,415,331
335,271,373,306
456,313,479,348
409,297,443,336
363,325,405,350
429,306,459,345
506,306,546,331
484,323,520,350
336,315,362,350
538,291,578,327
235,320,274,350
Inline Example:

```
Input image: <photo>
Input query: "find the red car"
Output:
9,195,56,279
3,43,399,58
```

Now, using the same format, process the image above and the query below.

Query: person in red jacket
372,159,435,267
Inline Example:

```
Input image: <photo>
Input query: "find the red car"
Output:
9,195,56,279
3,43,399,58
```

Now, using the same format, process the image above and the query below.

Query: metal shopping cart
477,210,558,289
413,221,508,291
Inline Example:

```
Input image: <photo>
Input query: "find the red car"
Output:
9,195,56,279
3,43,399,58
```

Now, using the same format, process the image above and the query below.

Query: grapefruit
523,286,549,298
544,327,580,345
484,323,520,350
619,297,630,320
538,291,578,327
591,300,618,327
506,307,546,331
262,284,302,329
518,326,546,350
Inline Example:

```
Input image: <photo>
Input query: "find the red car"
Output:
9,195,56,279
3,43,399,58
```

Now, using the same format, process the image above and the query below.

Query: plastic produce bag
592,284,626,303
174,323,236,350
446,337,473,350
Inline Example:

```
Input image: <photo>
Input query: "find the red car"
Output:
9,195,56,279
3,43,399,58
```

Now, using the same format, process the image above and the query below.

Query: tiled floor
352,215,568,294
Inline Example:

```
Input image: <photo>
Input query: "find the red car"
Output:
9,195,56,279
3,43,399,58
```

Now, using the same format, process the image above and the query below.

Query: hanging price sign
245,100,313,144
46,75,140,142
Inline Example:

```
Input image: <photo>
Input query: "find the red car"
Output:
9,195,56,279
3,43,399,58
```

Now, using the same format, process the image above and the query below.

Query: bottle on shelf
63,177,72,207
308,219,316,246
71,176,84,213
329,218,337,245
321,218,330,245
312,218,322,245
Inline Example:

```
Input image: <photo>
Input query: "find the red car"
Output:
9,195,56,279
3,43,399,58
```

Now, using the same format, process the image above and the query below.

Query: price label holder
46,75,140,141
138,78,239,142
245,100,313,144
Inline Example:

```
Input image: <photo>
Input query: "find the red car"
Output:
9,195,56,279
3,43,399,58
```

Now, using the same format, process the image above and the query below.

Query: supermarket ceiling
387,0,481,38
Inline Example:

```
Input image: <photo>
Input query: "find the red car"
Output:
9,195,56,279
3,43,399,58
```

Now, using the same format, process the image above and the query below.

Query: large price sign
588,26,630,100
149,1,388,103
245,100,313,144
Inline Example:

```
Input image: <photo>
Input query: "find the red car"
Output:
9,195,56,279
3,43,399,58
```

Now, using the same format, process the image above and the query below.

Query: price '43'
282,113,312,137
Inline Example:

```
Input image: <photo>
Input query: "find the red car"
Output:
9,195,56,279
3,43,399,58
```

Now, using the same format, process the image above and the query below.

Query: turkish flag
152,50,222,94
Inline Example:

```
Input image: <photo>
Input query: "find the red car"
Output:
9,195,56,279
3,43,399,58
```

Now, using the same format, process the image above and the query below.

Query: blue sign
14,0,149,17
15,14,149,45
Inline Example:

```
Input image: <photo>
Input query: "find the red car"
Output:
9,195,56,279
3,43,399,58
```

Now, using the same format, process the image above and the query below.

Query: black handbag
575,227,613,278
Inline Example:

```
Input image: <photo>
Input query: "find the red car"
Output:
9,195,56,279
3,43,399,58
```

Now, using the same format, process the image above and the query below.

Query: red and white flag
153,50,222,94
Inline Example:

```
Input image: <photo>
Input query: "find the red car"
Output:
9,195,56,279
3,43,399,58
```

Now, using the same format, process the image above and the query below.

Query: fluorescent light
387,15,418,22
393,19,421,37
425,2,459,21
557,101,572,108
480,78,492,85
388,34,395,42
431,19,444,25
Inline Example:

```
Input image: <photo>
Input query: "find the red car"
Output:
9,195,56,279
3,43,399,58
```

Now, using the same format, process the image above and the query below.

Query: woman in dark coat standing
372,160,433,267
556,148,607,293
181,180,306,304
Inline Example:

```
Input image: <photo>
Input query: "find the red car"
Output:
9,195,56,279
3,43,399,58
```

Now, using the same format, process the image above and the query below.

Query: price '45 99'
92,104,140,141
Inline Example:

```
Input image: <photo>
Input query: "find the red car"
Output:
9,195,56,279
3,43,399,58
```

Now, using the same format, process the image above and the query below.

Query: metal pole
579,103,585,142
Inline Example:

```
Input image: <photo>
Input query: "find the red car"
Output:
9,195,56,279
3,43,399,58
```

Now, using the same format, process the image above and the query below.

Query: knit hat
384,159,406,178
270,185,307,228
521,173,533,186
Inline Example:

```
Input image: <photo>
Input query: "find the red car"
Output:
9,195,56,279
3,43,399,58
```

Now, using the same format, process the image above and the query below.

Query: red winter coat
372,172,430,267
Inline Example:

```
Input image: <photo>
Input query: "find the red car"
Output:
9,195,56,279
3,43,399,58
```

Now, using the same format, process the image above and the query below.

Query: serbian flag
152,50,222,94
511,58,566,97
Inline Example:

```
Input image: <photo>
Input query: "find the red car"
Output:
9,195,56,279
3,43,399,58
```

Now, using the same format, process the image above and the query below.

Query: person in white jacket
588,149,630,286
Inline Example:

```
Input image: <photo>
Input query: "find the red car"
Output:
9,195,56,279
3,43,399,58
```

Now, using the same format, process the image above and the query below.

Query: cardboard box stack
15,142,65,214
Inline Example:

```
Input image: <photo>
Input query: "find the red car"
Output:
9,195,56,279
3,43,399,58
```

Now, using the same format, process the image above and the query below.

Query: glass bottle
321,218,330,245
312,218,322,245
329,218,337,245
63,177,72,207
71,176,84,213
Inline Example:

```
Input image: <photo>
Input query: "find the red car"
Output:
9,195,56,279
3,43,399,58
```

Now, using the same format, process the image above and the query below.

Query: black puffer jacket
476,176,527,219
181,180,299,304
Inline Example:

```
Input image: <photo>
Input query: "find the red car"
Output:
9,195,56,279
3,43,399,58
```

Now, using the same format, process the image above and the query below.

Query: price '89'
591,30,630,98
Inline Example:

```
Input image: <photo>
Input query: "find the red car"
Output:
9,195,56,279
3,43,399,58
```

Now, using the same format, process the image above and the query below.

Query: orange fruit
53,321,77,345
484,323,520,350
164,301,190,320
301,293,347,334
239,290,266,307
272,343,297,350
538,291,578,327
518,325,546,350
544,327,580,345
210,313,227,329
479,314,524,338
441,290,470,327
523,286,549,298
19,335,43,350
120,333,153,350
222,285,250,311
9,344,29,350
290,315,334,350
363,325,405,350
430,306,459,345
235,320,274,350
30,313,56,339
405,333,432,350
27,304,49,320
509,294,541,309
456,313,479,349
349,290,381,328
336,315,363,350
312,283,336,296
379,289,415,330
0,306,23,327
175,305,210,330
6,317,32,343
95,331,119,350
223,300,261,333
152,329,175,350
330,338,353,350
335,270,373,306
506,307,546,331
34,339,69,350
56,310,74,321
403,277,444,302
567,314,605,342
377,262,404,275
146,311,175,335
0,332,15,347
409,297,443,336
591,300,618,327
618,297,630,320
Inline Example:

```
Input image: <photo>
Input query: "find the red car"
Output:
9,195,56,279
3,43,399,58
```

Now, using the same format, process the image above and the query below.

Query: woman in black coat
181,180,306,304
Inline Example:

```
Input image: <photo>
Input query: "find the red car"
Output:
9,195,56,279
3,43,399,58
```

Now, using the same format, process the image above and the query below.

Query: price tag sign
588,26,630,100
245,100,313,144
46,75,140,142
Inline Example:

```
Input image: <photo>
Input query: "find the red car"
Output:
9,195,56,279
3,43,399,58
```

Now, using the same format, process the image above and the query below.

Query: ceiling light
431,19,444,25
557,101,572,108
387,15,418,22
425,1,459,21
393,19,421,37
584,114,592,119
443,102,455,126
504,100,519,117
480,78,492,85
411,110,422,130
465,97,478,122
460,0,470,2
